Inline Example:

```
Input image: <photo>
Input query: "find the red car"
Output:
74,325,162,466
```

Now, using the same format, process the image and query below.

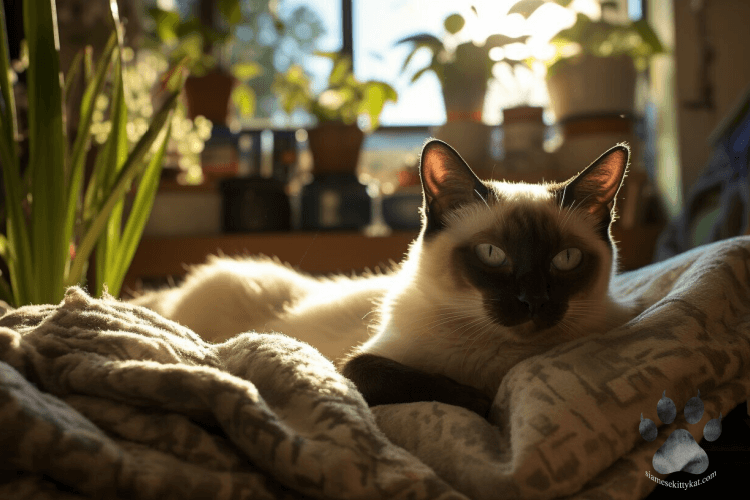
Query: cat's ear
559,144,629,219
419,139,489,233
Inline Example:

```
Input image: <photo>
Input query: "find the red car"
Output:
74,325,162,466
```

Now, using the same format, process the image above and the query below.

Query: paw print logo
639,390,722,475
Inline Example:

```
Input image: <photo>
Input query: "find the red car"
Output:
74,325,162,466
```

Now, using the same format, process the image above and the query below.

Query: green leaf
232,82,256,117
217,0,242,25
633,19,666,55
410,65,434,83
328,55,351,87
148,7,180,44
98,46,129,296
63,48,84,104
396,33,443,74
107,123,172,298
486,34,529,48
508,0,547,18
84,46,94,86
231,61,263,81
0,3,29,316
396,33,443,49
25,0,67,304
443,14,465,35
68,33,118,269
313,51,339,60
0,1,18,164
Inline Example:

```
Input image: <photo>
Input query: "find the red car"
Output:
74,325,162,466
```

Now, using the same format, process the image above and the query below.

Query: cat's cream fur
131,256,395,360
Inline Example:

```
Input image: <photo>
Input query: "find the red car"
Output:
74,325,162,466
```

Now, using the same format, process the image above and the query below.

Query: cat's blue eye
552,248,582,271
475,243,507,267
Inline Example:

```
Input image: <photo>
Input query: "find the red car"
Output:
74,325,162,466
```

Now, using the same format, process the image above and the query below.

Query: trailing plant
0,0,185,306
272,52,397,131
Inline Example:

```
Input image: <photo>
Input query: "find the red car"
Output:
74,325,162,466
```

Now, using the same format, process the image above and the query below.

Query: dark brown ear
559,144,629,219
420,139,489,234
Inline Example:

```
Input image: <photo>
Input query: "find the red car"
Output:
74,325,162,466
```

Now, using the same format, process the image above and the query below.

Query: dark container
300,173,371,231
220,177,291,232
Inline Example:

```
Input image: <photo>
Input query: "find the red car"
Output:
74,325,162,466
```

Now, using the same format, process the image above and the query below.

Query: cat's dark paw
432,374,492,418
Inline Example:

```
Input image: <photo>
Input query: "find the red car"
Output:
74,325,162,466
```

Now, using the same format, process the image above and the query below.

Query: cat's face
412,139,629,340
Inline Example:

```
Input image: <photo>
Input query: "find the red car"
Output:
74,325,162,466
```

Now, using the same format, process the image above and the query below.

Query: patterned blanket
2,236,750,499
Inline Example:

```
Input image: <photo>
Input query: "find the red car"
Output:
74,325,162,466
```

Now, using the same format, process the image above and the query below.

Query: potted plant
145,0,266,126
396,7,529,174
273,52,397,175
272,53,397,230
397,8,529,122
511,0,665,122
0,0,184,305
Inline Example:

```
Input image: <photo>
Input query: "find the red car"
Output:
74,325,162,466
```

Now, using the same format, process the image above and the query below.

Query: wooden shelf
122,225,663,296
122,231,417,294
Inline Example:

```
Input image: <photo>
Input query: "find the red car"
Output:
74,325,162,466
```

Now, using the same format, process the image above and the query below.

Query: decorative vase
306,122,365,175
184,68,236,126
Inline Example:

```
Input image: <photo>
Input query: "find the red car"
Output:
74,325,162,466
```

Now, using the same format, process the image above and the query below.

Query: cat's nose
518,291,549,315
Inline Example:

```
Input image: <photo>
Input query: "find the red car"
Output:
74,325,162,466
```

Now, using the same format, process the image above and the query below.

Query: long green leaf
108,123,171,297
84,46,94,85
66,91,180,288
97,45,129,296
24,0,67,304
0,0,18,164
0,0,32,306
69,34,117,240
63,48,84,105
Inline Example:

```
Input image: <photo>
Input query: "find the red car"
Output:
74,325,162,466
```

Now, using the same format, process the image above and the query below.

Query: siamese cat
341,140,636,416
132,139,635,418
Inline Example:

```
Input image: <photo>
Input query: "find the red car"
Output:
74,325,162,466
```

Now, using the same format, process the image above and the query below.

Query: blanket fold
0,290,465,500
2,236,750,500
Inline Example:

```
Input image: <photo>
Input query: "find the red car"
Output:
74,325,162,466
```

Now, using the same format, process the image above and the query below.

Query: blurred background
2,0,749,295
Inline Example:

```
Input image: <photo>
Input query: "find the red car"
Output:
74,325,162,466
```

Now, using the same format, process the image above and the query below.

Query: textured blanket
2,236,750,499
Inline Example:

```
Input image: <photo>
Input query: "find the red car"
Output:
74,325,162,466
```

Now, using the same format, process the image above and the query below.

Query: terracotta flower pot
184,69,236,126
306,122,365,175
546,54,636,122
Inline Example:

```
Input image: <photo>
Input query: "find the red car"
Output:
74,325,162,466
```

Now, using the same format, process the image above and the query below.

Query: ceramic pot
441,42,490,122
546,54,636,122
306,122,365,175
184,69,236,126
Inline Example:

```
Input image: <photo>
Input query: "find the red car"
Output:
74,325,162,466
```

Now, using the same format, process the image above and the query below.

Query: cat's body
130,256,394,361
133,139,638,417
